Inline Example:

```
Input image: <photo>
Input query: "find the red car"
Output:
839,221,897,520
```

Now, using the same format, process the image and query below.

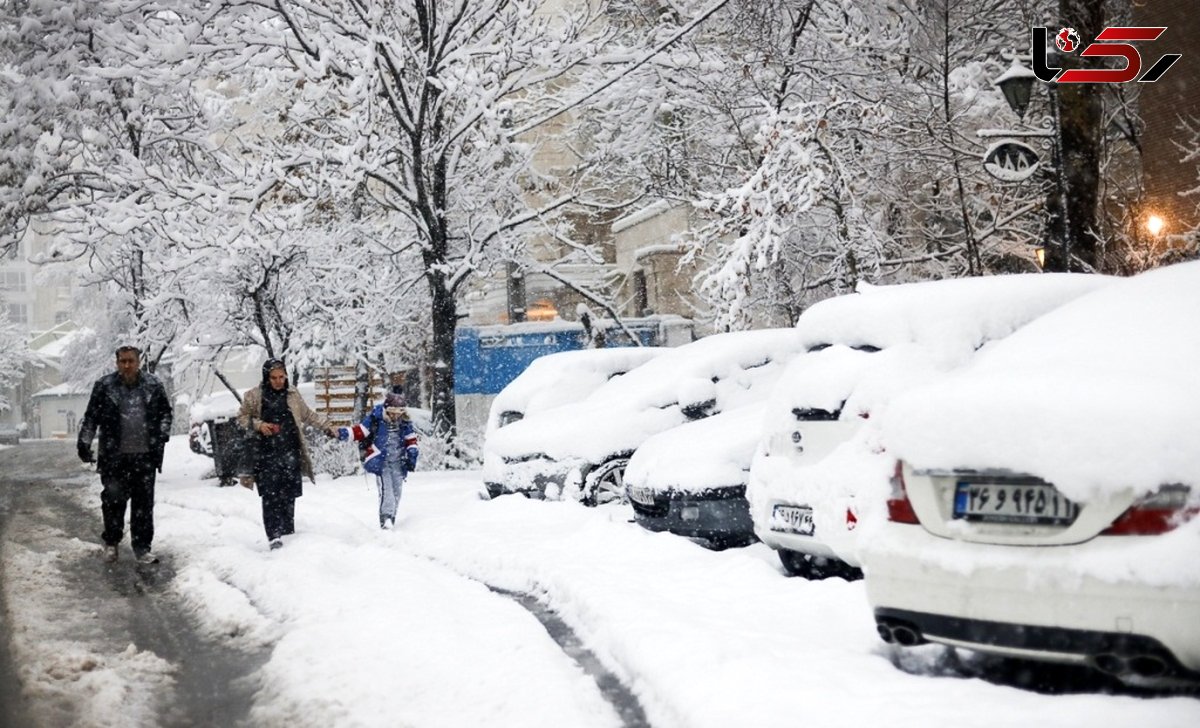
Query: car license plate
953,481,1079,525
629,485,656,506
770,504,814,536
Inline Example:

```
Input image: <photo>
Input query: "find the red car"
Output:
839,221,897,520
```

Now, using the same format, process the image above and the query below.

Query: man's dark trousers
100,453,157,552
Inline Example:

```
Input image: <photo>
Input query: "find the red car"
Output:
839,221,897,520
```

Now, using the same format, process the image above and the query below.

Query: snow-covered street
3,437,1197,728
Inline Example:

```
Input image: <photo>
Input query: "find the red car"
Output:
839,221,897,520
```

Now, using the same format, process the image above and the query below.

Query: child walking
339,392,419,529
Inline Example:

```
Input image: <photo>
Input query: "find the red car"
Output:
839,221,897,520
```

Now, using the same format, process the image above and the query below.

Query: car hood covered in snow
625,402,768,494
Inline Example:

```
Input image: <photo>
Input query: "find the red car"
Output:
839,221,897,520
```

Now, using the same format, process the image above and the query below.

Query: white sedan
863,260,1200,686
749,272,1113,580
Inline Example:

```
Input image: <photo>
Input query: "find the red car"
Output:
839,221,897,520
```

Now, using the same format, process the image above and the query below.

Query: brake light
1101,485,1198,536
886,461,919,524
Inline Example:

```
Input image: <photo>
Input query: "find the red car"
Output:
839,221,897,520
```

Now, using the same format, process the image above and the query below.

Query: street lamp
1145,213,1166,237
994,59,1035,121
980,55,1067,272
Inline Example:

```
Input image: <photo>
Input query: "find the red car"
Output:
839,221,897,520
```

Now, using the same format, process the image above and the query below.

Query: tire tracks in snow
487,586,652,728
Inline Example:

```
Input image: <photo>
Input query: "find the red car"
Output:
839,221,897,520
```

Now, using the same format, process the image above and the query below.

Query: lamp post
995,61,1034,122
979,56,1070,272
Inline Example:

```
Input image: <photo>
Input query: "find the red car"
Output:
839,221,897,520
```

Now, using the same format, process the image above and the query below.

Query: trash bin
209,418,248,487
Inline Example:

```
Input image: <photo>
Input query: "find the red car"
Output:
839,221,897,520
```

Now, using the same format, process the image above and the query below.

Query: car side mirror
681,398,717,421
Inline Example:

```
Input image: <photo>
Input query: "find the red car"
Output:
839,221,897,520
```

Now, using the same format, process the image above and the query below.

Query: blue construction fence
453,316,694,433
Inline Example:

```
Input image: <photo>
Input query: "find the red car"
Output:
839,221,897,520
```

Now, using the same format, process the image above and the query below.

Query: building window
526,299,558,322
6,303,27,323
54,310,71,325
0,270,25,292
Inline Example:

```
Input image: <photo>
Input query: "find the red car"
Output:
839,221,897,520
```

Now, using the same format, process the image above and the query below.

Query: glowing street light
1145,213,1166,237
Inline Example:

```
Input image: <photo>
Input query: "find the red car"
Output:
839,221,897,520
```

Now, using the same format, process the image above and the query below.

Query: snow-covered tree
666,0,1053,329
228,0,729,436
0,305,32,413
0,1,250,372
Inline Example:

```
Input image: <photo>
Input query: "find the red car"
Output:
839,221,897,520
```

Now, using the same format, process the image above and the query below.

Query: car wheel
777,549,861,580
582,458,629,507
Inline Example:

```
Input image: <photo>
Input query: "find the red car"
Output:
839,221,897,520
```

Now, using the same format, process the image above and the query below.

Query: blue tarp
454,320,666,396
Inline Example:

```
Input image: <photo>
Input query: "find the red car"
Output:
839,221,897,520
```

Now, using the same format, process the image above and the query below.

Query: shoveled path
0,441,267,727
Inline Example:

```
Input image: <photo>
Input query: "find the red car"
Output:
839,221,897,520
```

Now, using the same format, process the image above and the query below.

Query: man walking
77,346,173,564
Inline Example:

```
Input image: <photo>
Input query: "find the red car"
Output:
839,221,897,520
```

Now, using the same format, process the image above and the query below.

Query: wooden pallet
313,366,386,426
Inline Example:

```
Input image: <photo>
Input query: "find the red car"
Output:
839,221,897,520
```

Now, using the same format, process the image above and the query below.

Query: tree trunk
426,268,458,439
1055,0,1105,271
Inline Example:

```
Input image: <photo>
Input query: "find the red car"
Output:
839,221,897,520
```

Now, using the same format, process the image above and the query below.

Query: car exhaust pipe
876,624,896,644
1093,652,1170,679
891,624,923,646
875,619,925,647
1128,654,1169,679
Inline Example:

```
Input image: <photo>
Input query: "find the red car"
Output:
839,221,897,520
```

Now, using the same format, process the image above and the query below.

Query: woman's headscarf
261,358,287,390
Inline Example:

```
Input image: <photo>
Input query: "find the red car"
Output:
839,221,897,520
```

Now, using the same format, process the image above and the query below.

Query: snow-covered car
624,402,766,549
484,328,811,505
863,260,1200,686
484,347,667,435
0,424,21,445
481,347,666,498
749,273,1115,579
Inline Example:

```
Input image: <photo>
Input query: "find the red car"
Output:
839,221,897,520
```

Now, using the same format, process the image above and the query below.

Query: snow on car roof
764,272,1118,453
487,328,808,463
588,328,806,407
882,260,1200,503
793,272,1113,353
485,347,666,434
767,345,881,416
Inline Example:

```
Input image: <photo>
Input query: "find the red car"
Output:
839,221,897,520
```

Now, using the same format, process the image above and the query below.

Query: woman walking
238,359,337,549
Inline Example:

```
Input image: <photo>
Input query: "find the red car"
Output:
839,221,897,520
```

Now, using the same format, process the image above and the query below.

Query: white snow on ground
10,436,1200,728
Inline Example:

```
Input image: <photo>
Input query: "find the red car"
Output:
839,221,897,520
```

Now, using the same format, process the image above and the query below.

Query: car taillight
886,461,919,524
1101,485,1198,536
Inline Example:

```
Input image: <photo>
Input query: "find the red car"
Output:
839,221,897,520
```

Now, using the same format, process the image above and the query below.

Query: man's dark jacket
77,372,173,474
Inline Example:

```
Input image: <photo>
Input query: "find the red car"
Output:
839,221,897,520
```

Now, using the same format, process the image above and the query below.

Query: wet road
0,441,267,727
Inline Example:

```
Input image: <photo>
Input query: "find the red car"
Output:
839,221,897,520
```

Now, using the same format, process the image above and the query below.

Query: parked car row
483,328,812,504
480,261,1200,688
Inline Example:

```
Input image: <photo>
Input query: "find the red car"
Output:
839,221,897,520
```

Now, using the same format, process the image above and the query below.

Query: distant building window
526,299,558,322
54,311,71,325
0,270,25,292
6,303,28,323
